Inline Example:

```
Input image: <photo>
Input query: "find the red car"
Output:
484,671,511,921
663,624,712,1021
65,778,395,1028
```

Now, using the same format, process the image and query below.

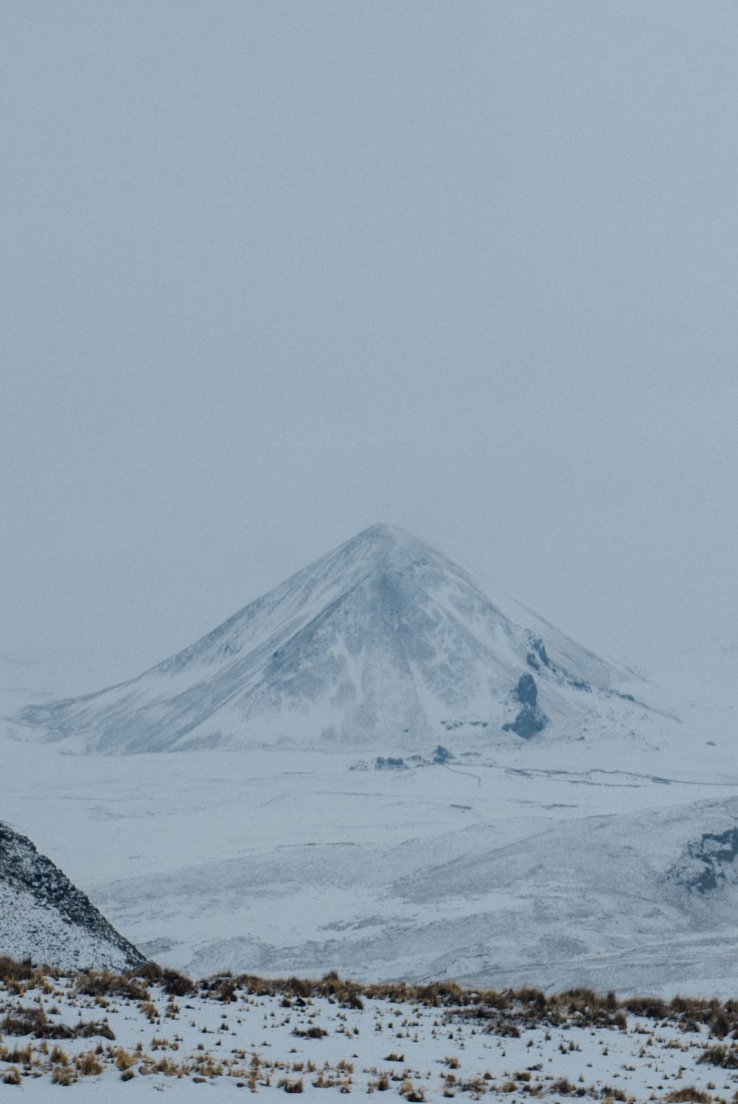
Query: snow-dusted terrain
2,655,738,993
2,966,738,1099
2,526,738,995
0,823,143,972
13,525,650,754
4,731,738,995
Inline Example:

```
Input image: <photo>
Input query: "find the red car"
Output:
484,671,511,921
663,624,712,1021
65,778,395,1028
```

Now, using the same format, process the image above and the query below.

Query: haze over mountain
14,524,647,755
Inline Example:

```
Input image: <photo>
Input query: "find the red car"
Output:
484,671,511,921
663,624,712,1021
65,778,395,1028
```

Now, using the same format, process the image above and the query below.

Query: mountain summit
16,524,641,754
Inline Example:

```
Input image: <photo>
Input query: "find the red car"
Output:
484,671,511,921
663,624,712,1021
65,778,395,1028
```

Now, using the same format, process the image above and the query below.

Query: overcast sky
2,1,737,696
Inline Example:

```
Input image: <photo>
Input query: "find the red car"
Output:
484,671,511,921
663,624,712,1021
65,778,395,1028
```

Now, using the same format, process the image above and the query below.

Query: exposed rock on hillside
0,821,144,970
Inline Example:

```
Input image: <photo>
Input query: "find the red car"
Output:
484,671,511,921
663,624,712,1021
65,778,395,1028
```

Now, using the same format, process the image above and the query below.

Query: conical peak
349,522,437,555
353,522,417,545
15,517,633,755
341,523,440,573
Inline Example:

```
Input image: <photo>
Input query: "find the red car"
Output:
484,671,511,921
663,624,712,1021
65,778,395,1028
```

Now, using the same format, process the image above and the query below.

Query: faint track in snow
500,765,738,789
441,764,482,789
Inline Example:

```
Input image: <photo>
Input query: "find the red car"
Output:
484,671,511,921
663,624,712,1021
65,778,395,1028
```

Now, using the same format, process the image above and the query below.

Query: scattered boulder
432,745,454,764
374,757,407,771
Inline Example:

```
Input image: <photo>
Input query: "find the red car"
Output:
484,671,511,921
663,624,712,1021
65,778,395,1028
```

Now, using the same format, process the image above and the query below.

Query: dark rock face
526,636,552,673
516,673,538,707
0,822,145,968
502,673,548,739
503,707,547,739
526,634,592,693
672,827,738,893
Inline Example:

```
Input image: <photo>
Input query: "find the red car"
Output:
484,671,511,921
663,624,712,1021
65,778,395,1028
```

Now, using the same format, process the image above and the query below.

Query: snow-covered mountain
14,524,646,754
0,821,144,970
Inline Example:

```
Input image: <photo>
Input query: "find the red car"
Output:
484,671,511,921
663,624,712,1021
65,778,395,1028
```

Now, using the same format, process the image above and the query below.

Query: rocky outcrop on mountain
668,824,738,895
0,822,144,970
502,672,548,738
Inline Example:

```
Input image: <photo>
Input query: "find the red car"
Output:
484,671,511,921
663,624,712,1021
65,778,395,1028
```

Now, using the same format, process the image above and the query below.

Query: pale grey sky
2,1,737,695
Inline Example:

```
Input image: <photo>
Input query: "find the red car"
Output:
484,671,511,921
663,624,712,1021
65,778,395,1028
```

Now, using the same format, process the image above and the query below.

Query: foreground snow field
2,963,738,1102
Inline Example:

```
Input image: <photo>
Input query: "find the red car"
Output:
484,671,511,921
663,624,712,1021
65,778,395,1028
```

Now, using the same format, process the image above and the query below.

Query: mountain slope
14,524,645,754
0,821,144,970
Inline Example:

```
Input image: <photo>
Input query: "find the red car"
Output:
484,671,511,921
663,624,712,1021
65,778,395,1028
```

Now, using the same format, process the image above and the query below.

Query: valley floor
2,647,738,994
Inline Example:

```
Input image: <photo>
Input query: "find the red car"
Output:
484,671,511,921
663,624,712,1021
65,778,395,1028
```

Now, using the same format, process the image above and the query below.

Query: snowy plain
2,642,738,997
2,527,738,997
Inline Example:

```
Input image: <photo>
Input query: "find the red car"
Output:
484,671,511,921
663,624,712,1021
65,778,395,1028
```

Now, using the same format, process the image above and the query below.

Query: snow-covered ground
2,531,737,994
1,642,738,994
2,966,738,1100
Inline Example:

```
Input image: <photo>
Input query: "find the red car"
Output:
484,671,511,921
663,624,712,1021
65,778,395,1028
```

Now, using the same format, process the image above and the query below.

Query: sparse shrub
279,1075,304,1093
698,1044,738,1068
624,995,668,1020
1,1067,21,1086
549,1077,577,1095
514,986,548,1009
76,970,149,1002
113,1048,137,1071
136,961,194,996
399,1079,425,1101
139,1000,159,1023
292,1025,328,1039
0,1004,115,1042
664,1089,712,1104
601,1089,627,1102
1,1005,52,1036
0,957,35,983
4,1043,32,1065
51,1066,77,1085
489,1019,520,1038
75,1019,115,1040
710,1012,730,1038
76,1050,104,1076
154,1055,180,1075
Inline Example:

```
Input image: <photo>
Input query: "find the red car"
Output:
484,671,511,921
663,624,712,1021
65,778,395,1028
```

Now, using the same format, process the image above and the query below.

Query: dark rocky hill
0,821,144,970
